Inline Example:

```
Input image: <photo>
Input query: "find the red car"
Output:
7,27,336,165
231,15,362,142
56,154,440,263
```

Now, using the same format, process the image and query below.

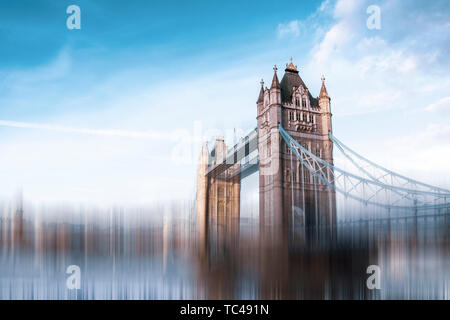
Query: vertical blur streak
0,193,448,299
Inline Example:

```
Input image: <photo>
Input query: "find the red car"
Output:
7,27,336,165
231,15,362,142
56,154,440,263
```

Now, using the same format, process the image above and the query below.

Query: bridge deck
206,128,258,178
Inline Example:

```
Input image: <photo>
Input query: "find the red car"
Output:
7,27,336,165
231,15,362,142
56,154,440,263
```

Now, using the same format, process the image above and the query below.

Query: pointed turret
257,79,264,103
269,65,281,106
318,75,332,135
271,65,281,89
197,142,209,166
319,75,329,99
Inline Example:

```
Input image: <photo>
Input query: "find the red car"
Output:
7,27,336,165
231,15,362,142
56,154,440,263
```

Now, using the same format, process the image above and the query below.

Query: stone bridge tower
196,135,241,255
257,59,336,243
196,58,336,251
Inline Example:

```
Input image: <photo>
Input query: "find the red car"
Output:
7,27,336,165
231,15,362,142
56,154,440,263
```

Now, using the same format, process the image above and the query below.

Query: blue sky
1,0,450,205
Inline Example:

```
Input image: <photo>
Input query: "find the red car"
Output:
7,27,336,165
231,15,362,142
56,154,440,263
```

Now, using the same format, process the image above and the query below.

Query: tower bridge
196,58,450,250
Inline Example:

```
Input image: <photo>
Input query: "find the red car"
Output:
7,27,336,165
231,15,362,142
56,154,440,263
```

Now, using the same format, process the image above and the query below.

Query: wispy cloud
0,120,169,140
383,123,450,185
300,0,450,116
277,20,300,38
425,97,450,112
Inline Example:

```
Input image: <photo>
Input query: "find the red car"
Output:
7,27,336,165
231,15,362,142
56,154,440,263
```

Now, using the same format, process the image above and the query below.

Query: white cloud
383,124,450,185
277,20,300,38
318,0,331,12
0,120,170,141
356,51,418,75
301,0,450,117
425,96,450,112
356,36,387,51
313,21,353,62
333,0,362,19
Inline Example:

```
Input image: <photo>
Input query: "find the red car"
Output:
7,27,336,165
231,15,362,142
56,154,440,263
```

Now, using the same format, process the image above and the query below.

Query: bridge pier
196,144,209,257
196,136,243,257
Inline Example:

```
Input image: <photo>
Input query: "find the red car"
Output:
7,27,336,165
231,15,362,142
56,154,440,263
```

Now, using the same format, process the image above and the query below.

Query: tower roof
280,68,306,103
280,61,306,102
280,58,319,107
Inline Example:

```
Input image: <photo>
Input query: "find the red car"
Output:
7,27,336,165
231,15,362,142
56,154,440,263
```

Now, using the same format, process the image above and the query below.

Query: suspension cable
279,124,450,211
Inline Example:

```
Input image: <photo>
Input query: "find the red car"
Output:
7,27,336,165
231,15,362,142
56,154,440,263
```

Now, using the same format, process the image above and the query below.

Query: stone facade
257,59,336,244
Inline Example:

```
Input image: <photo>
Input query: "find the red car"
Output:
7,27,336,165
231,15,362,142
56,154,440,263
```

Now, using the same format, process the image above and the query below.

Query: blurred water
0,198,449,299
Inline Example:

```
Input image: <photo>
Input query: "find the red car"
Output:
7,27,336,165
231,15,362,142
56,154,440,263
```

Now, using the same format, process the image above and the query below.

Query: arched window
302,97,307,108
295,97,300,106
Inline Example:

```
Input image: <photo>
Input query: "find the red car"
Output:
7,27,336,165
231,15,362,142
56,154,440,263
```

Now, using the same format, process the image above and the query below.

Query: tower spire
285,57,298,72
